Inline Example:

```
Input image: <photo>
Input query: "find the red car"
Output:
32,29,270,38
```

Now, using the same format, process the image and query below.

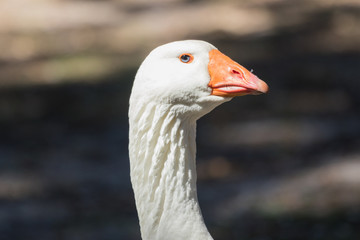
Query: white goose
129,40,268,240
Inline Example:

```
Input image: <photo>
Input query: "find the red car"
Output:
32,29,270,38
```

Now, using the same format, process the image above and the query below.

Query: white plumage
129,40,268,240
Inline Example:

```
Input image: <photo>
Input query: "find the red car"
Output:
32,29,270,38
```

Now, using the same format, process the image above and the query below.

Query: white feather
129,40,231,240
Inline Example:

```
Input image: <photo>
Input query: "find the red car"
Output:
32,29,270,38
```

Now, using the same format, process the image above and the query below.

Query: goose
129,40,268,240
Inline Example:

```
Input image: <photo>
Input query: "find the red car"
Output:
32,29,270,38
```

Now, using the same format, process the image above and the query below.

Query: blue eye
179,53,194,63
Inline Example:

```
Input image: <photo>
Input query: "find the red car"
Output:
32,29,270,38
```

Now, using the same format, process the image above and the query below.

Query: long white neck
129,101,213,240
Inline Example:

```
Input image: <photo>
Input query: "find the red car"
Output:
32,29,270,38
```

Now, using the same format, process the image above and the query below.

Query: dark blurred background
0,0,360,239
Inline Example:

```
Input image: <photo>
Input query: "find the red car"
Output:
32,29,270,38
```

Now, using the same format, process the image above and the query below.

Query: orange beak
208,49,269,97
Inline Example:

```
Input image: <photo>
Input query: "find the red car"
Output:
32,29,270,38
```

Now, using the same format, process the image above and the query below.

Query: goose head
130,40,268,119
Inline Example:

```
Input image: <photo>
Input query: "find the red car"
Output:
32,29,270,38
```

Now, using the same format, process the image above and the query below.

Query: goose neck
129,103,213,240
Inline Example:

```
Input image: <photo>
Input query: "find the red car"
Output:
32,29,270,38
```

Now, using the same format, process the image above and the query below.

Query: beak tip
251,73,269,94
260,81,269,94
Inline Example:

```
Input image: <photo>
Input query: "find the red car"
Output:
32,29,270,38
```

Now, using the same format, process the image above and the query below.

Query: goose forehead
150,40,216,57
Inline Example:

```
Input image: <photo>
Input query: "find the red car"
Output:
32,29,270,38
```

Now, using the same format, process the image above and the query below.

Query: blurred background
0,0,359,239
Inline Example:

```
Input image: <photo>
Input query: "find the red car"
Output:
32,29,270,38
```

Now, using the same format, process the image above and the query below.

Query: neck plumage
129,101,213,240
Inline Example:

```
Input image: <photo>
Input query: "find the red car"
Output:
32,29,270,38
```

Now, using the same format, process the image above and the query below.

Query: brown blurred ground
0,0,360,240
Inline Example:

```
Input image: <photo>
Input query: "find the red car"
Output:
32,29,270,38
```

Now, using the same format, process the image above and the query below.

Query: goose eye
179,53,194,63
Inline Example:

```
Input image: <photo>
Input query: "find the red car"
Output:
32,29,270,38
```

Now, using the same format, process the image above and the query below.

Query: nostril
232,69,245,79
232,69,240,75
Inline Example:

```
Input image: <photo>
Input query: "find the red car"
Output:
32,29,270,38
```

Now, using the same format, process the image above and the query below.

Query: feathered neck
129,101,213,240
